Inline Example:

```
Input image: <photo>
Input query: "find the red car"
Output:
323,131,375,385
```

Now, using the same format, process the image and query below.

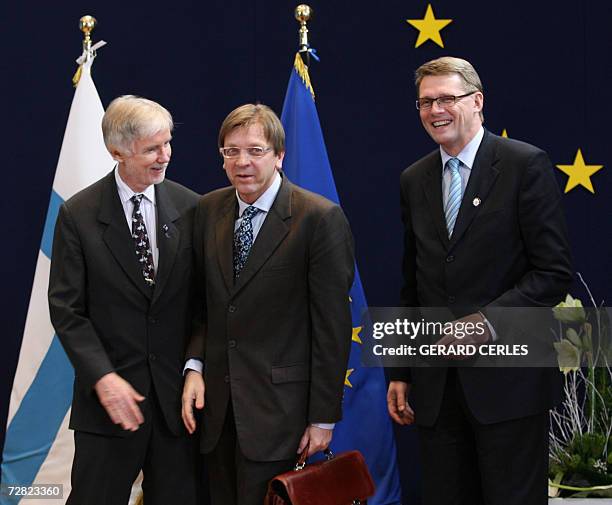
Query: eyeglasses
415,91,477,110
219,146,273,159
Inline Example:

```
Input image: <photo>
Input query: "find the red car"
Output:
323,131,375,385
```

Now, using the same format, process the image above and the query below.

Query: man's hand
297,425,333,457
435,312,491,359
94,372,145,431
387,380,414,425
182,370,205,434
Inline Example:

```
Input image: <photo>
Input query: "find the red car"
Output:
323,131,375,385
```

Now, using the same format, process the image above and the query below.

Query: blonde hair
415,57,484,120
218,103,285,155
102,95,173,153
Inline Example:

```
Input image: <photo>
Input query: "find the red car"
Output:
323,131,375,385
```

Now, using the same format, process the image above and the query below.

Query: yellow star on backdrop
501,129,508,138
556,149,603,194
407,4,452,48
345,369,354,388
352,326,362,344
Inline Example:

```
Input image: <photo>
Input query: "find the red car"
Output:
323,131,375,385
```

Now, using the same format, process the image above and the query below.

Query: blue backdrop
2,1,610,503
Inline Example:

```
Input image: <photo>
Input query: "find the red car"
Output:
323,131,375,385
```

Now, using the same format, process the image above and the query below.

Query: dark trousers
67,388,200,505
207,403,294,505
418,369,549,505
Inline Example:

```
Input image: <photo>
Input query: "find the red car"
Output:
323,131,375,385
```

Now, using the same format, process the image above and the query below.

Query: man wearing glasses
182,104,355,505
386,57,572,504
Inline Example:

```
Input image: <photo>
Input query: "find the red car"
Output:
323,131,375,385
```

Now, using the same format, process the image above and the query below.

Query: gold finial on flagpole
72,15,97,87
79,15,97,62
295,5,312,66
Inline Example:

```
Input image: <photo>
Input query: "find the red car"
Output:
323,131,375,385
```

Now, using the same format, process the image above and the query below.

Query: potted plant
549,275,612,501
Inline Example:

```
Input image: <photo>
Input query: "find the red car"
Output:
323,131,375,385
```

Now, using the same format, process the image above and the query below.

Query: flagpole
72,15,101,87
80,16,96,61
295,4,312,68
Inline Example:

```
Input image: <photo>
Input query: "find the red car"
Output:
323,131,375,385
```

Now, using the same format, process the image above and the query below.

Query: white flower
554,339,581,374
553,294,586,323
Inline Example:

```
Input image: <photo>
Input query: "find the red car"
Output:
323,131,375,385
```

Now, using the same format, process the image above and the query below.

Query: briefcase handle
294,442,334,471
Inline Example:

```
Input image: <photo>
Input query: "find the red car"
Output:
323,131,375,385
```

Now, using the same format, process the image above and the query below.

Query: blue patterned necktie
444,157,462,237
130,194,155,286
233,205,261,279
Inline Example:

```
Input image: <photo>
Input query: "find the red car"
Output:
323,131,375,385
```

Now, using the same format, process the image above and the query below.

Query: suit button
448,296,456,304
149,353,156,361
228,340,237,349
224,375,230,383
446,255,455,263
148,316,157,323
228,305,236,313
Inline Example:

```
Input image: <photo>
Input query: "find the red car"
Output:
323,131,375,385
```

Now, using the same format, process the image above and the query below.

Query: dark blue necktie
233,205,260,279
131,194,155,286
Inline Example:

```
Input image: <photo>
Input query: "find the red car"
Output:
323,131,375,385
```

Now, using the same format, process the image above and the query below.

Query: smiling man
386,57,573,504
181,103,355,505
48,96,200,504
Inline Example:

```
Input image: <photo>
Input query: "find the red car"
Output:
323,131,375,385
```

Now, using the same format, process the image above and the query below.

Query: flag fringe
72,65,83,87
293,53,315,100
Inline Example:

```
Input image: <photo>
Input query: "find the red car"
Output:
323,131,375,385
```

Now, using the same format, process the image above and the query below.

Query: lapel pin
162,224,170,238
473,197,481,207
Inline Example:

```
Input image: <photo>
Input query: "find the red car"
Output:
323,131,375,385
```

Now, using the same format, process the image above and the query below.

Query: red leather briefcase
264,448,375,505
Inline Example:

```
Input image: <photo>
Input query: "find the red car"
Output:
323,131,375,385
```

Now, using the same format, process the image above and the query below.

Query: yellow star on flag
352,326,362,344
345,369,354,388
501,129,508,138
407,4,452,48
556,149,603,194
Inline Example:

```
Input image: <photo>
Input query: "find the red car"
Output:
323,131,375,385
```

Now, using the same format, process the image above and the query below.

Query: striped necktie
444,157,462,237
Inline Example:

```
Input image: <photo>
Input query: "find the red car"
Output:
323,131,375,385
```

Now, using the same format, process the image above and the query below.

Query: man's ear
110,147,125,163
276,151,285,170
474,92,484,113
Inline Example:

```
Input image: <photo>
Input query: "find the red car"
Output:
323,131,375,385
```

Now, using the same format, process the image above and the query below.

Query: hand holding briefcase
264,445,375,505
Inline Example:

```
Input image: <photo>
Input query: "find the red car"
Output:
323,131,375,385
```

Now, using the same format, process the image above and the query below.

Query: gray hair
102,95,173,153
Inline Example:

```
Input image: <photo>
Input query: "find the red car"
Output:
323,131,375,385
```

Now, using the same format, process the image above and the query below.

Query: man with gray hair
49,95,200,504
387,57,573,504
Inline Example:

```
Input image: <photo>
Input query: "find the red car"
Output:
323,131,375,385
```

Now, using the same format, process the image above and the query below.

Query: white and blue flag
1,54,113,504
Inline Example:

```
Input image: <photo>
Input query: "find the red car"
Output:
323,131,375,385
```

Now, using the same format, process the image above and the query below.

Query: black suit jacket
389,130,573,425
49,170,199,436
188,177,355,461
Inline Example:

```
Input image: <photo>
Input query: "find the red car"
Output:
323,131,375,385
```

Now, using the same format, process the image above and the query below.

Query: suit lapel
214,194,238,294
151,182,180,304
450,130,501,247
421,151,450,249
99,172,153,299
231,178,291,296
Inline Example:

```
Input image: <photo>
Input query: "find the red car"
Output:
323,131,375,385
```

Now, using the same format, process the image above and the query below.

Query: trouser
418,369,549,505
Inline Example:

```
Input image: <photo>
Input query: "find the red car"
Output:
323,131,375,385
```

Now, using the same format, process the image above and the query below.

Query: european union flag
281,52,402,505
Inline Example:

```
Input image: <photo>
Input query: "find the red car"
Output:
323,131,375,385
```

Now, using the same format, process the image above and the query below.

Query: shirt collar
236,171,282,217
440,126,485,171
114,166,156,205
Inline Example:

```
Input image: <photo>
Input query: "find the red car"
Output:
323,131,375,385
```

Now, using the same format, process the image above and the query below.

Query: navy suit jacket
389,130,573,425
49,171,199,436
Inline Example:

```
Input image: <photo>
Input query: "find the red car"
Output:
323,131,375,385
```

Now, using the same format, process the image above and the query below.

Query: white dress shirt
439,127,497,340
114,167,159,269
440,126,484,208
234,171,282,237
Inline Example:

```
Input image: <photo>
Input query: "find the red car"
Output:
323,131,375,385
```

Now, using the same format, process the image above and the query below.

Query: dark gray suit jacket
389,130,573,425
49,170,199,436
188,176,355,461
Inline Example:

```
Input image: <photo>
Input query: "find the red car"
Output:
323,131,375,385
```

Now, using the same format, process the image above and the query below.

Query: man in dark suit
386,57,573,504
48,96,200,505
181,104,355,505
